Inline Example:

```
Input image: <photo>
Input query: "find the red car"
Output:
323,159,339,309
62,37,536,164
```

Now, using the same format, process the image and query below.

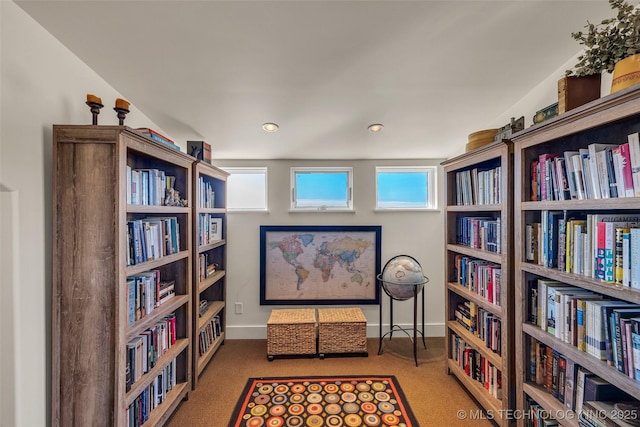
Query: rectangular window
291,167,353,211
376,166,437,210
223,167,268,211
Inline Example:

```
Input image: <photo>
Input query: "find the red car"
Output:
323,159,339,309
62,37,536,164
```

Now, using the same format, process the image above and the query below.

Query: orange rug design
229,375,418,426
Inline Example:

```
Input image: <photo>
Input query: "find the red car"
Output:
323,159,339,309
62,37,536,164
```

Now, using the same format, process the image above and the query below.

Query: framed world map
260,225,382,305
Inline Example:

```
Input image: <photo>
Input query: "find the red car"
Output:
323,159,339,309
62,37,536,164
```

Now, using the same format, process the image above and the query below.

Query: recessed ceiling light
368,123,384,133
262,122,279,132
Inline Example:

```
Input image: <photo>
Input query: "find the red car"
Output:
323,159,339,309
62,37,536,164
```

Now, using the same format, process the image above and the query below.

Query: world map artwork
264,230,378,302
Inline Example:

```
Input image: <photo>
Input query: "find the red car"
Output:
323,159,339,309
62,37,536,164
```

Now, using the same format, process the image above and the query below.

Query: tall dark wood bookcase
191,161,228,388
52,125,192,426
511,86,640,427
442,140,515,426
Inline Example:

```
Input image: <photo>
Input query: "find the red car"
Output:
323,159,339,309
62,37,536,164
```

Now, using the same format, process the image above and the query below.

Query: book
574,367,596,415
631,317,640,380
619,142,636,197
612,145,626,198
582,400,640,427
563,151,579,199
628,132,640,197
187,140,212,164
588,143,618,199
539,153,558,201
136,128,180,151
632,228,640,290
612,307,640,373
564,357,578,410
571,153,587,200
583,375,633,402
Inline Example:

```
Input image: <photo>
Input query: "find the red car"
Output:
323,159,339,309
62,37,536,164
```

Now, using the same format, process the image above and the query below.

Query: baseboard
226,322,445,340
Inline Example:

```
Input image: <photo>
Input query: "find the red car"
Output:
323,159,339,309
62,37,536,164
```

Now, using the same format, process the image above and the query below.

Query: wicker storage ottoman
267,308,317,360
317,307,368,357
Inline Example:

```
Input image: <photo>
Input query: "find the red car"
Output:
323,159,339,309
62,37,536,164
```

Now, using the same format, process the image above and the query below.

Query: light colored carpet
166,337,494,426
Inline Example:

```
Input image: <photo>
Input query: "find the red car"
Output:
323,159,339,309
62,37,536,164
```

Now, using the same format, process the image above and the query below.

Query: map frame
259,225,382,305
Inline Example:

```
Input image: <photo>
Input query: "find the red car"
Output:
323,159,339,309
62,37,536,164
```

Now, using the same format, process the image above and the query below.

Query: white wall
214,159,446,339
0,2,165,425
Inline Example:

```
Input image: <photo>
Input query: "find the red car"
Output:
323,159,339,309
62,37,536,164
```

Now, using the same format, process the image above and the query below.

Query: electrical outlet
235,302,243,314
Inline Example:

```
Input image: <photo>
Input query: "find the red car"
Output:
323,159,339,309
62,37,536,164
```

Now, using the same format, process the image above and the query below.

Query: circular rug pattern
233,377,416,427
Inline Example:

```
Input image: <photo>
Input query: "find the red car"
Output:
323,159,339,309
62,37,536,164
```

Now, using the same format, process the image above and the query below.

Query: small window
376,166,437,210
223,167,268,211
291,167,353,211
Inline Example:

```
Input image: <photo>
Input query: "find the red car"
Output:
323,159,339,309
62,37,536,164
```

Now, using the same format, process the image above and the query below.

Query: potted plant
567,0,640,93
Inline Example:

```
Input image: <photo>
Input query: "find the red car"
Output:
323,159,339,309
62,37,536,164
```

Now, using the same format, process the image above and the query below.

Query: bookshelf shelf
196,332,226,376
512,86,640,427
523,324,640,400
521,383,579,427
448,320,503,368
191,161,229,389
521,264,640,305
52,125,193,426
125,251,190,276
442,140,514,426
198,239,226,253
446,283,504,317
446,244,503,264
447,359,503,415
198,300,225,330
198,270,226,294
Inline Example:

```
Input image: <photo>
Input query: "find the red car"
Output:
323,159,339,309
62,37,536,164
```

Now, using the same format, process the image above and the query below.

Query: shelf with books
191,160,229,389
512,86,640,427
52,125,193,427
442,140,514,426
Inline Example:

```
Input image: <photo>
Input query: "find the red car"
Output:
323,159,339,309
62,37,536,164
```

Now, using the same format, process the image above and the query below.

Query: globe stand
377,273,428,367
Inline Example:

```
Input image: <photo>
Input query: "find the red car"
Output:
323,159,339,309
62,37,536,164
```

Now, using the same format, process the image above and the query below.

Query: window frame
222,167,268,212
375,166,437,211
290,166,354,212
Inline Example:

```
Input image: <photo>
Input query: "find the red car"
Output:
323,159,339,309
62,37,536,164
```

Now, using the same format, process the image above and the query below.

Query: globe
377,255,429,301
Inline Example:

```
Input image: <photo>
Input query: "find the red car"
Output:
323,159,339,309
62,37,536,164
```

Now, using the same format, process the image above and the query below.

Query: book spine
632,228,640,290
628,132,640,197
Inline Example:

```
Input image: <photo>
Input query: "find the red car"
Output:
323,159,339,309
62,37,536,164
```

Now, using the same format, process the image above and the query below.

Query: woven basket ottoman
317,307,368,358
267,308,317,360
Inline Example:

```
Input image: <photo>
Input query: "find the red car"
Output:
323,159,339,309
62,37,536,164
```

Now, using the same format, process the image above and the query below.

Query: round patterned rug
230,376,417,427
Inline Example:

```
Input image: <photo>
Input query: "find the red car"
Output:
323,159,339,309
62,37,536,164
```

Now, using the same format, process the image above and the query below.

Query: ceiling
16,0,613,160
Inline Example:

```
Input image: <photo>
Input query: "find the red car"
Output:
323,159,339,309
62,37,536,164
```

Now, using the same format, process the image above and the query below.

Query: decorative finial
85,94,104,125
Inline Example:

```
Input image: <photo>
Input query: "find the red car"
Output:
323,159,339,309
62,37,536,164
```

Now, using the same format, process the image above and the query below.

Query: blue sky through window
377,171,428,208
295,171,348,207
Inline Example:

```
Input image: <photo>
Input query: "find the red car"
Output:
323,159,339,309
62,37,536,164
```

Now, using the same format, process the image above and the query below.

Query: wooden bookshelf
52,125,192,426
442,140,515,426
511,85,640,427
191,161,228,388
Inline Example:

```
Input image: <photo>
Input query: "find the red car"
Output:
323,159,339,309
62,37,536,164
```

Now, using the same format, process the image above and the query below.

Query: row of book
525,212,640,289
525,397,560,427
199,315,222,356
198,214,222,246
126,165,178,206
528,279,640,379
136,128,181,152
198,176,216,208
454,301,502,355
198,252,219,281
126,313,177,392
527,336,639,424
450,332,502,399
452,255,502,306
127,270,175,326
455,216,501,253
126,359,177,427
127,217,181,266
454,164,502,206
530,132,640,201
